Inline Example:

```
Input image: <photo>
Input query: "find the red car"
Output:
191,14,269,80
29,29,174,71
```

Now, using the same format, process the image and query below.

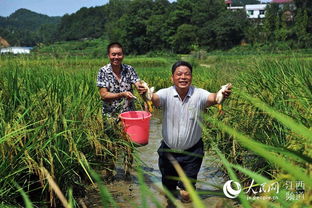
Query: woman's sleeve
129,66,140,84
97,68,108,88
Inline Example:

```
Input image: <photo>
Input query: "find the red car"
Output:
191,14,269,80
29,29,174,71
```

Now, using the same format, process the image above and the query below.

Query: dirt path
82,111,237,208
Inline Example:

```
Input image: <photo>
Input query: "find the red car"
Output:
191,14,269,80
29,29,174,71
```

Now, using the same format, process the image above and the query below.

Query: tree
152,0,171,15
294,9,312,47
207,10,249,49
146,14,170,51
56,6,107,41
262,3,280,43
172,24,198,53
110,0,154,54
105,0,131,42
37,24,58,43
0,9,60,46
191,0,225,27
294,0,312,33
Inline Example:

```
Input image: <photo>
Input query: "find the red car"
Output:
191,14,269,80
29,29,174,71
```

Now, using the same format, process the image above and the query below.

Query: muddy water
83,111,237,208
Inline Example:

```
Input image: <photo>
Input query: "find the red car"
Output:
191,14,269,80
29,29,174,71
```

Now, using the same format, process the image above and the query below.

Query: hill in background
0,8,60,31
0,9,61,46
1,0,311,54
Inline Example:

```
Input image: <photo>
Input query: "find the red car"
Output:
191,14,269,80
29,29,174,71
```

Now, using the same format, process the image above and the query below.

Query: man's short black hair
107,42,124,55
171,61,193,75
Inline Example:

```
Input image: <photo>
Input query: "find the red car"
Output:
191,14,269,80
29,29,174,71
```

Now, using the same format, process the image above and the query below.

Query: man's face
171,65,192,90
108,46,124,67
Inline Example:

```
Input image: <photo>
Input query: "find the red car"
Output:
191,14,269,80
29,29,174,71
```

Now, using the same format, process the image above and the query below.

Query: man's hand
216,83,232,104
137,84,148,94
214,83,232,113
222,84,232,100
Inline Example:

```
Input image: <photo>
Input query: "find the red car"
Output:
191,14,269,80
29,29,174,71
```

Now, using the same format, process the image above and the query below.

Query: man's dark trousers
157,139,204,192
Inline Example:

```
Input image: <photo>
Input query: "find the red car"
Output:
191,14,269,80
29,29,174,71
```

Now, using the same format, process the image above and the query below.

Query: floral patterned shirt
97,63,140,116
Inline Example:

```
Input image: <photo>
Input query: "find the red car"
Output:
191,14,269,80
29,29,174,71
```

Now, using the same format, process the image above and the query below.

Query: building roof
225,0,232,4
245,4,267,10
272,0,293,3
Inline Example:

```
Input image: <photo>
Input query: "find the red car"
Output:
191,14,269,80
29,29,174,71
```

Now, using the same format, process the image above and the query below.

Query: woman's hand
122,91,136,99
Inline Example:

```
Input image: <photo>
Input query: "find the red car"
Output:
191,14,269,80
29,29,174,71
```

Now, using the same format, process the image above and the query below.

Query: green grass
33,38,109,58
198,51,311,207
0,54,138,207
0,50,311,207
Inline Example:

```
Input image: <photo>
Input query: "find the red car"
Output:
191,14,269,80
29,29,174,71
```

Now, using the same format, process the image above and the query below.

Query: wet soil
81,111,238,208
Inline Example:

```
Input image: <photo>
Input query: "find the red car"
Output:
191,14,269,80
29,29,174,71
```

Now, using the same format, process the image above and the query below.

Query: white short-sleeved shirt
156,86,210,150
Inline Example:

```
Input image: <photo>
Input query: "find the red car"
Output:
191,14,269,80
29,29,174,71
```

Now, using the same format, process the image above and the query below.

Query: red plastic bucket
119,111,152,145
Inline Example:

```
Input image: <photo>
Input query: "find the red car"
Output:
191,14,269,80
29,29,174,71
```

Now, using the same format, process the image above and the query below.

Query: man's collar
173,86,194,97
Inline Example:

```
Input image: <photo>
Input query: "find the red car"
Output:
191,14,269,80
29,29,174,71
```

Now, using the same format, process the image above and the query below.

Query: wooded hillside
1,0,311,54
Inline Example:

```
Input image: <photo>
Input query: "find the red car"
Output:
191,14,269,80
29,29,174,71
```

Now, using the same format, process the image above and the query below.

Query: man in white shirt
151,61,232,202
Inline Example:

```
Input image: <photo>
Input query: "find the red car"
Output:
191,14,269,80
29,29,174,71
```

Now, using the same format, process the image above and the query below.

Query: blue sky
0,0,109,17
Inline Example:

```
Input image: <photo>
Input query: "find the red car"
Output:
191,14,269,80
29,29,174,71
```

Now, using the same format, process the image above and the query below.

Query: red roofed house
272,0,293,3
272,0,295,8
225,0,232,7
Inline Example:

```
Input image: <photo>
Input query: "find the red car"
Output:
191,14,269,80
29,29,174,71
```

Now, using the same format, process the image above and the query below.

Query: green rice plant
134,53,311,207
0,55,138,207
202,90,311,207
204,114,311,185
136,167,163,208
213,146,251,208
166,154,207,208
201,55,311,174
88,168,118,208
1,50,311,207
15,183,34,208
125,57,171,68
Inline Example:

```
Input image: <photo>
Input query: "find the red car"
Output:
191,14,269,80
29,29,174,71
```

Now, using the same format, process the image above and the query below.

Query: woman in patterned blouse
96,42,146,117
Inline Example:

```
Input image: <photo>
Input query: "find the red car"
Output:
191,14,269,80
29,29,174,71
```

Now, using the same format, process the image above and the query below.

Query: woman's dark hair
107,42,124,54
171,61,193,74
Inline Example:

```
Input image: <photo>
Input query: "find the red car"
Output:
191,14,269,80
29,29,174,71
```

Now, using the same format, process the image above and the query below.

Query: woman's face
108,46,124,68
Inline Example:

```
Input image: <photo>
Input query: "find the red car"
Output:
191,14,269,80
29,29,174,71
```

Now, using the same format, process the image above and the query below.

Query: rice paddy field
0,49,311,208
